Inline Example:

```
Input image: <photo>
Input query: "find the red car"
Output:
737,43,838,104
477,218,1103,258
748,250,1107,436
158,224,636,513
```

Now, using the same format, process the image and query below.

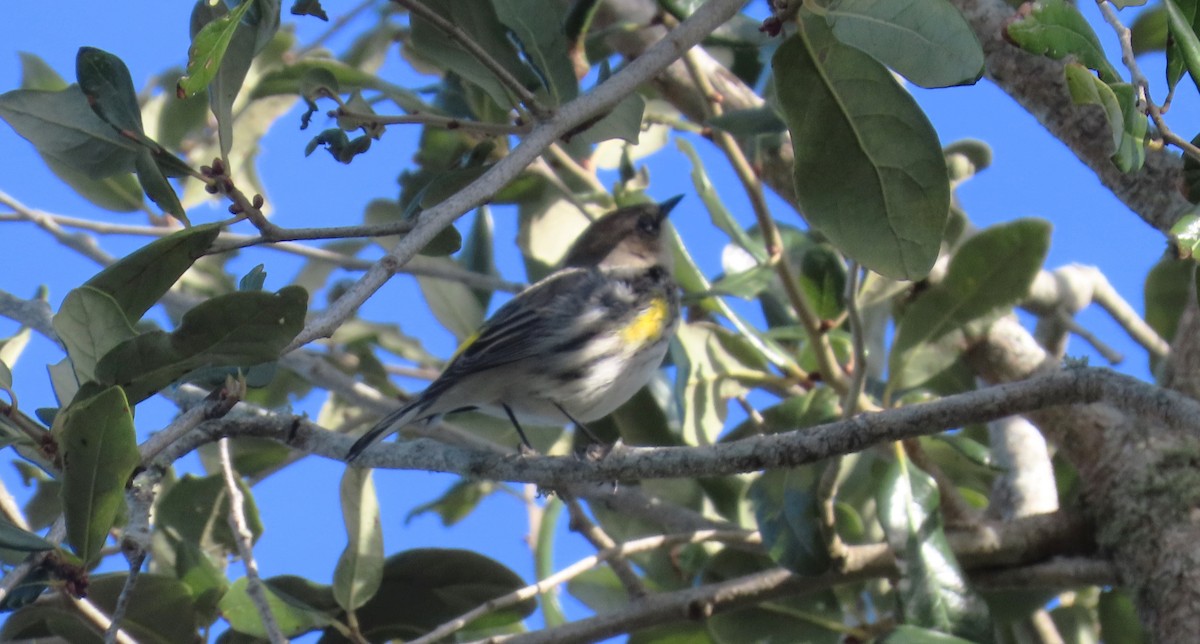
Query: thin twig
219,435,285,643
409,529,761,644
103,551,145,644
68,595,137,644
564,497,647,599
392,0,548,118
1096,0,1200,162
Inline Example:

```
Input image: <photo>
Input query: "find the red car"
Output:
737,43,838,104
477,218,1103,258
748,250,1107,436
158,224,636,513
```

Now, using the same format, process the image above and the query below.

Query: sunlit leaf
1006,0,1122,83
333,467,384,612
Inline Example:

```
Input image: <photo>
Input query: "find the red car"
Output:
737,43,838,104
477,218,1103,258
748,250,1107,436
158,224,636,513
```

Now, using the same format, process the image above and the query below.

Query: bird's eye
637,214,658,235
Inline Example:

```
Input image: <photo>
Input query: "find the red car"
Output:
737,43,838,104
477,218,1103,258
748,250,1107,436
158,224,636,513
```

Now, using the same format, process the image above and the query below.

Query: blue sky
0,0,1187,638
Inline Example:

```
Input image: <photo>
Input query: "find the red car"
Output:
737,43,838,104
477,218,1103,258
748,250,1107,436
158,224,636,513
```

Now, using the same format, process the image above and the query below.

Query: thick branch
177,367,1194,486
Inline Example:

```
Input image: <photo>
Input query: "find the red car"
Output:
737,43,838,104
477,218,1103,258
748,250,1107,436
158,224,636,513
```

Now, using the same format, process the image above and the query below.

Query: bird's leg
553,402,604,444
501,403,536,454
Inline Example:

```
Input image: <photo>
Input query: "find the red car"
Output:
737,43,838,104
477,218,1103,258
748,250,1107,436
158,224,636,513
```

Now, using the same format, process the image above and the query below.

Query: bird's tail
346,401,421,461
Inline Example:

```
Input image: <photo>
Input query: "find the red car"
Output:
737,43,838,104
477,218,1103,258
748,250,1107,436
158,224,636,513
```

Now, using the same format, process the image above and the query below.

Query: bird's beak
657,195,684,219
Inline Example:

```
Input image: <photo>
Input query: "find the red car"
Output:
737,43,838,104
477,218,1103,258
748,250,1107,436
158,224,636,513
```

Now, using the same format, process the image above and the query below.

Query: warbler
347,197,683,460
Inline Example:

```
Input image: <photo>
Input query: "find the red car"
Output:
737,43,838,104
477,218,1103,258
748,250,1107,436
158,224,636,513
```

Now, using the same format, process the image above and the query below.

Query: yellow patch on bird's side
621,297,669,346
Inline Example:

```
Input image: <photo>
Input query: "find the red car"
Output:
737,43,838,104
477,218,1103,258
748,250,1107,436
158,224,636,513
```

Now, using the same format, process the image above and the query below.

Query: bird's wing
438,267,601,377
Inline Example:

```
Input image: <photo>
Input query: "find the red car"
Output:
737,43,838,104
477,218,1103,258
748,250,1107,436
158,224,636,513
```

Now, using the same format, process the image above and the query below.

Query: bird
346,196,683,461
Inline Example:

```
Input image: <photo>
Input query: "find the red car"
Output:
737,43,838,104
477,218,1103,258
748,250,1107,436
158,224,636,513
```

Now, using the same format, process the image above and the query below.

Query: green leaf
88,573,201,643
1166,0,1200,95
881,625,979,643
53,287,138,384
493,0,579,105
706,107,786,137
57,386,139,565
677,138,767,261
221,576,333,638
84,222,221,323
18,52,68,91
406,479,497,527
1144,255,1192,362
1170,212,1200,259
772,22,949,280
95,286,307,403
1132,6,1168,55
46,157,144,213
878,455,990,639
572,92,646,145
460,207,498,309
416,258,486,342
0,85,140,178
823,0,984,88
703,549,843,644
156,474,264,557
670,322,768,446
333,467,384,613
133,149,185,220
0,520,54,552
749,468,832,575
251,59,427,112
75,47,144,137
1098,588,1149,644
342,549,535,640
178,0,256,97
891,219,1051,388
1006,0,1122,83
1064,64,1146,172
407,0,537,110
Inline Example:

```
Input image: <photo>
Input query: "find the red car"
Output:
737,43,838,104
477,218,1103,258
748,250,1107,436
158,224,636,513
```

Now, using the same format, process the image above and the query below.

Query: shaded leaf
156,473,263,557
0,85,140,178
407,0,536,109
1064,64,1146,172
706,106,786,137
891,219,1051,388
86,222,220,322
1166,0,1200,95
1143,255,1192,365
824,0,984,88
670,322,767,445
773,22,949,280
75,47,144,137
0,520,54,552
88,573,200,643
1132,6,1168,55
95,286,307,403
881,625,979,643
1006,0,1122,83
406,479,497,527
749,468,831,575
336,548,535,641
221,576,333,638
1098,588,1148,644
877,456,989,638
493,0,578,105
134,148,185,220
571,92,645,145
333,467,384,612
57,386,139,564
